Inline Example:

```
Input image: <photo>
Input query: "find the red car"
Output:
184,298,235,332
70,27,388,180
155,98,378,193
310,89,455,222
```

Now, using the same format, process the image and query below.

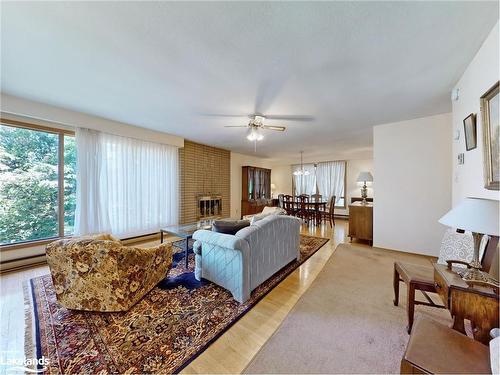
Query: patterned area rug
24,235,329,374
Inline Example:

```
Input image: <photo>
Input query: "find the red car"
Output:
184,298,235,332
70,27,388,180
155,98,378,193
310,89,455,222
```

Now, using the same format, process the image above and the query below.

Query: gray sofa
192,215,301,303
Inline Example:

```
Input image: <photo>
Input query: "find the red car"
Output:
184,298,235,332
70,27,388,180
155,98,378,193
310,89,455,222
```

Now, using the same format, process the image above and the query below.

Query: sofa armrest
192,229,247,251
193,240,202,255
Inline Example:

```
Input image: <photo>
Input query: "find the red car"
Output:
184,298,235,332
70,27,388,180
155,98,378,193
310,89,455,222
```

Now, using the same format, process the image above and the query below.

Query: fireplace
197,194,222,219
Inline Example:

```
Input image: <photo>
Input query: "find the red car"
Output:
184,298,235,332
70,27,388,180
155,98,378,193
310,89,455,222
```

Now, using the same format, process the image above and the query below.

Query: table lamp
356,172,373,204
438,197,499,285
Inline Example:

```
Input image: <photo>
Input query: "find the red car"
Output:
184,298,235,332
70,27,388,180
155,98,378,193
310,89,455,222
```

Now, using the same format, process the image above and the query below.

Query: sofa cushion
212,220,250,235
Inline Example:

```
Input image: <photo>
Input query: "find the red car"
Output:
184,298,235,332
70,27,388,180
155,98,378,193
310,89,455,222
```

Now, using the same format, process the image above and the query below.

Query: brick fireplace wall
179,140,230,223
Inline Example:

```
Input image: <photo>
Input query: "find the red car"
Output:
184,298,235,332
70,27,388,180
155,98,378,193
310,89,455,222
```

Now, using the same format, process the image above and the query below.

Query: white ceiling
1,1,498,161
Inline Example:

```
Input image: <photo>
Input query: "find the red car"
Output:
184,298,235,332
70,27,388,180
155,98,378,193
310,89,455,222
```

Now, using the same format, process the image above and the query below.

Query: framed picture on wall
463,113,477,151
480,81,499,190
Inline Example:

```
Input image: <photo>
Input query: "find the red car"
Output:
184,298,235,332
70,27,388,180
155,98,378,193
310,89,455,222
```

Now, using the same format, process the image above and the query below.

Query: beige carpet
244,243,452,374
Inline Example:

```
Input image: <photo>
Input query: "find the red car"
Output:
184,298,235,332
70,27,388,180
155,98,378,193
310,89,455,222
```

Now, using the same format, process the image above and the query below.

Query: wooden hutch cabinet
241,166,272,217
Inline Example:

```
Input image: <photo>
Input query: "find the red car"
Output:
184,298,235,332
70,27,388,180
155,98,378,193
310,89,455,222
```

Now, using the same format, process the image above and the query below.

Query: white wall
452,21,500,205
271,165,293,196
1,94,184,147
373,113,452,256
230,152,271,219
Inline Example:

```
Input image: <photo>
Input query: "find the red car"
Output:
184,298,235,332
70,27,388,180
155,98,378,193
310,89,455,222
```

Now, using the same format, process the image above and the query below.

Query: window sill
0,232,165,252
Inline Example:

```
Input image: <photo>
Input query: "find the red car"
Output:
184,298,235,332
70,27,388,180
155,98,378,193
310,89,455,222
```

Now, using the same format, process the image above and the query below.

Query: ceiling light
246,127,263,142
256,130,264,141
293,151,309,176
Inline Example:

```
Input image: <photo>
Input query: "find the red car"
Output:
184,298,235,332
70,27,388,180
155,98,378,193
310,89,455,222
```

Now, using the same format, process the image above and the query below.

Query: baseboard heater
334,214,349,219
0,254,47,274
0,232,165,273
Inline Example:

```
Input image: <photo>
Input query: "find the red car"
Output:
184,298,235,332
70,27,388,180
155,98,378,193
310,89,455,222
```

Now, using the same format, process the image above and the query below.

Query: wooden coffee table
160,221,213,268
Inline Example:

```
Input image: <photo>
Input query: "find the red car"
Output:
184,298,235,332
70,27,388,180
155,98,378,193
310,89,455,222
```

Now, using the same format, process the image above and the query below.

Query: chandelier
293,151,310,176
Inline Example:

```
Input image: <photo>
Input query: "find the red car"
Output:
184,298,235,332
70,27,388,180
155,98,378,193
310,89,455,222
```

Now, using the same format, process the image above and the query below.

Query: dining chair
307,194,322,225
278,194,284,209
321,195,336,227
310,194,322,201
297,195,310,224
283,195,295,215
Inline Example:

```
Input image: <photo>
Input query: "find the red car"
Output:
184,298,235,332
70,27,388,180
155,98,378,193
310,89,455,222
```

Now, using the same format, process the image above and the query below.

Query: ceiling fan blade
254,71,290,115
264,115,315,121
198,113,250,118
262,125,286,131
224,125,249,128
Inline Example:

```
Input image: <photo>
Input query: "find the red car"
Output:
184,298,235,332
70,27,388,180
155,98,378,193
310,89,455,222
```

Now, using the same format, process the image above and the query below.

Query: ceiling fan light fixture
246,127,255,141
246,126,263,141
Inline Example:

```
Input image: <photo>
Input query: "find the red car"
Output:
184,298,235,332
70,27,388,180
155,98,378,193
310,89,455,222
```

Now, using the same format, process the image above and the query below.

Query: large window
0,121,76,245
292,160,346,207
74,128,178,238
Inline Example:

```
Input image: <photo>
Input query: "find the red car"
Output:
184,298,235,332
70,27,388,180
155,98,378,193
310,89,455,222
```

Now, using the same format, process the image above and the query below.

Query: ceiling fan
223,115,288,141
205,113,314,142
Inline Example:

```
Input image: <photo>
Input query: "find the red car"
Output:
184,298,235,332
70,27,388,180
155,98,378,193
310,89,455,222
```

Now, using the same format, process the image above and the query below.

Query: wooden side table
433,263,499,344
401,316,490,374
348,201,373,245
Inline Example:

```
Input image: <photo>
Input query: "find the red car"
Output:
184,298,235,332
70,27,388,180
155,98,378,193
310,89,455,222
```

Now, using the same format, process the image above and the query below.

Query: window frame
0,118,75,250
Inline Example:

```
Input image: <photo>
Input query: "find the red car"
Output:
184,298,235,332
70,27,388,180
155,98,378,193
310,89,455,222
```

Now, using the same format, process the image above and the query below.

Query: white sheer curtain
292,163,317,195
75,128,178,238
316,161,345,205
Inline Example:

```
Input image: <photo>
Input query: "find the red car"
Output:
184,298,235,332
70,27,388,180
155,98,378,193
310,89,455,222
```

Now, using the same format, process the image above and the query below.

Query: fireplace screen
197,195,222,219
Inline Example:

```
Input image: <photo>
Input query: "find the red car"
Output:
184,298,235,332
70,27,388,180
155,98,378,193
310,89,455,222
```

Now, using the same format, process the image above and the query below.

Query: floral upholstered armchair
45,234,173,312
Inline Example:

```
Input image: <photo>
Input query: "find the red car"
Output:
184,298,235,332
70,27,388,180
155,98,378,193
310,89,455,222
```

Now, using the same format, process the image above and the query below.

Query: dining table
292,196,328,225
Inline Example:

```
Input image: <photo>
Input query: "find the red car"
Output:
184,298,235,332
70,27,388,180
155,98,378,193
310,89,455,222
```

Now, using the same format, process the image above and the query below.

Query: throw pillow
212,220,250,235
250,207,287,224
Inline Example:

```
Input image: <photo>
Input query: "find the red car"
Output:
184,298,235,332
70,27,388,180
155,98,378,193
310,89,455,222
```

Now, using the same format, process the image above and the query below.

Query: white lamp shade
439,198,499,236
357,171,373,182
270,183,276,190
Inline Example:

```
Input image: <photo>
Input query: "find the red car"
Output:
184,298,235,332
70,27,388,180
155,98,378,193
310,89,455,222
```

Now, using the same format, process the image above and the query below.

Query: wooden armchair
393,234,498,333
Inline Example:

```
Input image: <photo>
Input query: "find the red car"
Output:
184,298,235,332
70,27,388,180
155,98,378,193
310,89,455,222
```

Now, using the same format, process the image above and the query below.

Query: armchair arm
122,242,172,262
118,242,173,280
192,229,247,251
446,259,471,270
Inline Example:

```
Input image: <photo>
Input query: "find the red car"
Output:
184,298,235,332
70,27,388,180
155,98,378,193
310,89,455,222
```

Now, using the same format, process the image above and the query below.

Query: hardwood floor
0,219,361,374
